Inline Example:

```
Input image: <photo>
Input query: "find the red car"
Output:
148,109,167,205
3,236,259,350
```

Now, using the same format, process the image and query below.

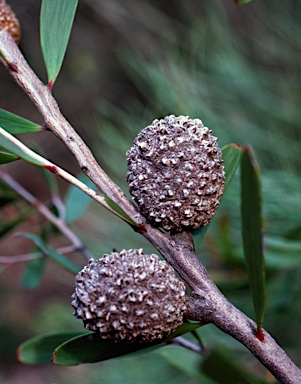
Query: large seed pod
126,115,225,232
71,249,187,343
0,0,21,44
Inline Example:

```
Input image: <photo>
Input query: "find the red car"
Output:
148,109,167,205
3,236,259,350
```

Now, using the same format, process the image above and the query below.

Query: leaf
0,212,29,239
17,331,87,365
20,233,81,274
235,0,253,4
22,257,46,290
162,347,218,384
40,0,78,85
0,150,19,164
0,180,16,207
65,175,95,223
202,348,268,384
53,322,202,366
104,196,141,228
0,109,42,134
241,146,266,331
0,128,45,166
222,143,242,192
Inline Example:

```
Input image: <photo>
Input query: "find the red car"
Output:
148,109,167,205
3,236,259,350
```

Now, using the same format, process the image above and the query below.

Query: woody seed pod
126,115,225,232
71,249,187,343
0,0,20,44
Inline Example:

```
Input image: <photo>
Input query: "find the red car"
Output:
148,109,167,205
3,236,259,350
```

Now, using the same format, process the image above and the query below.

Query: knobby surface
0,31,301,384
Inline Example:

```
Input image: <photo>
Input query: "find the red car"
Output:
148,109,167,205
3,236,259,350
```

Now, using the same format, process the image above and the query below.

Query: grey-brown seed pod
0,0,20,44
71,249,187,343
126,115,225,232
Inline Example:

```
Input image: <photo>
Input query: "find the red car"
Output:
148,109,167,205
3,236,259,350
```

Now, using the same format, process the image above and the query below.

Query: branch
0,245,76,264
0,169,93,261
0,31,138,221
0,127,137,226
0,31,300,383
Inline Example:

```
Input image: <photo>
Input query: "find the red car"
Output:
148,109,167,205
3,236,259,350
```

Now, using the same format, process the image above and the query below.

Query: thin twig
166,336,205,355
0,169,93,261
0,127,137,226
0,31,138,222
0,30,300,383
0,245,76,264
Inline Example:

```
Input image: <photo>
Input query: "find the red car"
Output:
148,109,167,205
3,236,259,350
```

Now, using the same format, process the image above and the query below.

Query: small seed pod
71,249,187,343
0,0,21,44
126,115,225,232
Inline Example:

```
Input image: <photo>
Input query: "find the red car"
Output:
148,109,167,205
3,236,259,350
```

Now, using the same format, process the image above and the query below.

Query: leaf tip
230,143,242,150
16,346,22,362
51,351,56,364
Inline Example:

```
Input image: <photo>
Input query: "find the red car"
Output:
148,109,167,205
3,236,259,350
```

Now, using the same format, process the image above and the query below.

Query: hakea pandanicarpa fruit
0,0,20,44
126,115,225,232
72,249,187,343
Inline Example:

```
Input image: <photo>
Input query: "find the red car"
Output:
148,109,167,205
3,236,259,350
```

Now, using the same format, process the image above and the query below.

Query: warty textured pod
0,0,20,44
126,115,225,232
71,249,187,343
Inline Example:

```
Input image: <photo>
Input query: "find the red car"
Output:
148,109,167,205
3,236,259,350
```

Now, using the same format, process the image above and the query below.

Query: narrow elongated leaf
241,146,266,332
222,143,242,191
162,347,218,384
104,196,141,228
53,322,202,366
0,211,29,239
235,0,253,4
18,331,87,365
0,150,19,164
22,257,46,290
0,128,44,166
202,348,268,384
20,233,81,274
40,0,78,85
0,109,42,134
65,175,95,223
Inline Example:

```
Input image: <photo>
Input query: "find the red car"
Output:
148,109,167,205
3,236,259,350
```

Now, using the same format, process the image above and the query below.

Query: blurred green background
0,0,300,383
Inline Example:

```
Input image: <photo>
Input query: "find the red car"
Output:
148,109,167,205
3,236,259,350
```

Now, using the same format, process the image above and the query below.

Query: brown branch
0,168,93,261
0,245,76,264
0,31,300,383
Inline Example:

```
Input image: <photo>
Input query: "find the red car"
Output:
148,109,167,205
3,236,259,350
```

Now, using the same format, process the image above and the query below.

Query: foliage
0,1,300,383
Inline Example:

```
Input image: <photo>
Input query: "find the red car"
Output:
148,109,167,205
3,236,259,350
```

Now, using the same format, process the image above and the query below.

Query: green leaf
40,0,78,85
241,146,266,331
235,0,253,4
222,143,242,191
20,233,81,274
0,128,45,166
0,150,19,164
0,211,29,239
22,257,46,290
17,331,87,365
53,322,202,366
202,348,268,384
65,175,95,223
0,180,16,207
162,347,218,384
0,109,42,134
53,332,160,366
104,196,141,228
